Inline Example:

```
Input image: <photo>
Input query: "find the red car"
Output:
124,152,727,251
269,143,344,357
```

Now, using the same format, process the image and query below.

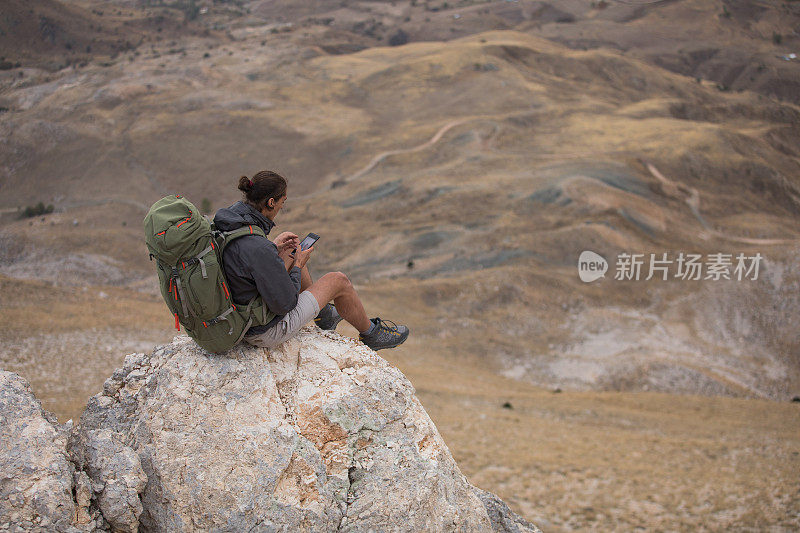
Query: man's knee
319,272,350,285
334,271,351,288
324,271,351,290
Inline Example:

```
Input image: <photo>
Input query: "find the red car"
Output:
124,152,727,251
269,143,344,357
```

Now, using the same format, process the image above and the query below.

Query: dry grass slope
2,0,800,529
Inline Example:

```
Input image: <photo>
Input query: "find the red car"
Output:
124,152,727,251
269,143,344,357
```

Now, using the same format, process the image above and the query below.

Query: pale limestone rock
0,370,78,532
74,328,541,532
69,429,145,533
72,471,94,527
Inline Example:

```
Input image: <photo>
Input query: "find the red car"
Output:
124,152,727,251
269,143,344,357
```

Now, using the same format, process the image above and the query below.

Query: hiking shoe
314,303,343,331
359,317,409,351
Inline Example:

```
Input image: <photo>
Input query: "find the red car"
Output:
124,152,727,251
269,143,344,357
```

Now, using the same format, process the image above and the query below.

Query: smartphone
292,233,319,255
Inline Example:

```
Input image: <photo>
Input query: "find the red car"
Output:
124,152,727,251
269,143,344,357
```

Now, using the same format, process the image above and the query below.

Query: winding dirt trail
343,117,480,183
304,109,643,199
297,111,796,249
644,161,798,245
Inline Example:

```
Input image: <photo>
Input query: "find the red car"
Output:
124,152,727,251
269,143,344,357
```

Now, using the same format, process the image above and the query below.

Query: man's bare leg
306,272,371,333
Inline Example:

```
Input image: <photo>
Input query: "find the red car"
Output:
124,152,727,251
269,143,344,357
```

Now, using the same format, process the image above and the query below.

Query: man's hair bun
238,175,253,192
237,170,287,210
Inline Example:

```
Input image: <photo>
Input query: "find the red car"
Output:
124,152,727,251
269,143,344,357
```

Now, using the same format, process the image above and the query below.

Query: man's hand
277,245,296,271
274,232,299,255
293,245,313,270
278,244,295,272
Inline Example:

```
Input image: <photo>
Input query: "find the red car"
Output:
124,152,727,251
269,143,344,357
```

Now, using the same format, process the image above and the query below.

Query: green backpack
143,195,275,354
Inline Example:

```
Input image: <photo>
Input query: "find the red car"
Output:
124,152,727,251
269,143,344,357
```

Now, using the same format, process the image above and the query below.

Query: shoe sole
360,331,409,351
315,317,343,330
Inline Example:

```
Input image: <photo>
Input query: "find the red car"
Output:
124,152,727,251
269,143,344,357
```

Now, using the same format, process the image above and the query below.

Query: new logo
578,250,608,282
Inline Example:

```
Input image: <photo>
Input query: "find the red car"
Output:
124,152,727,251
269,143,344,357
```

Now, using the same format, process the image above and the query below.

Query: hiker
212,170,409,351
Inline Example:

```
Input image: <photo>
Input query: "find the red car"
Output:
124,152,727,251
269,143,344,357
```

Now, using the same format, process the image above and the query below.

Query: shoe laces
375,317,399,332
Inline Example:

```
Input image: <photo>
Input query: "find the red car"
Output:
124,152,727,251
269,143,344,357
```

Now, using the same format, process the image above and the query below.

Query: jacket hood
213,201,275,235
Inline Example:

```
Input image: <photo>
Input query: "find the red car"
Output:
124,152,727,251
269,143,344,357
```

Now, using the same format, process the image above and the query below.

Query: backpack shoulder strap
219,225,268,254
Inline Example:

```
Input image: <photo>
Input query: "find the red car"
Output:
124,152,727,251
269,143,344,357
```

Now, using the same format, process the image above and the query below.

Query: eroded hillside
1,1,799,530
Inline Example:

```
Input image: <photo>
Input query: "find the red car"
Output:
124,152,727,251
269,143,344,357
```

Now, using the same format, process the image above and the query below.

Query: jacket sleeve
242,237,301,315
288,265,302,293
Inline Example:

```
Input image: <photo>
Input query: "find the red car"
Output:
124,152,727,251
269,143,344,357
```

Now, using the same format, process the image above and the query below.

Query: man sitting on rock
213,170,410,351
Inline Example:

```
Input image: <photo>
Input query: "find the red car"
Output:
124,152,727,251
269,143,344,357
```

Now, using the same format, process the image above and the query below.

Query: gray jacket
213,201,301,335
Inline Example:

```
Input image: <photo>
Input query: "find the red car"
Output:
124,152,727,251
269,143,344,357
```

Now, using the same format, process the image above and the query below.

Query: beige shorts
243,290,321,349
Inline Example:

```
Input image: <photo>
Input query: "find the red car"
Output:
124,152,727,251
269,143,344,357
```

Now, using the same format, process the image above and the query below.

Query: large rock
75,328,540,532
0,371,78,532
69,429,146,533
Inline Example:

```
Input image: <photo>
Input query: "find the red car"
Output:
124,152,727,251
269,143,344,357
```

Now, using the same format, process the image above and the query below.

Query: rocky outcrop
1,328,539,532
69,430,146,533
0,371,77,532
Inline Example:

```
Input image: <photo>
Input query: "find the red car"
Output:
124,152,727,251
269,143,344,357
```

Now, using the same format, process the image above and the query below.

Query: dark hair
238,170,287,210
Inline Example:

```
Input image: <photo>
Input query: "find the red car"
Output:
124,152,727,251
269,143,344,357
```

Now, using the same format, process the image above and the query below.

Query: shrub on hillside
20,202,54,218
388,29,409,47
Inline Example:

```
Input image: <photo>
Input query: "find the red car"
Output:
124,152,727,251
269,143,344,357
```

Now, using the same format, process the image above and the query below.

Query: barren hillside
1,0,799,530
